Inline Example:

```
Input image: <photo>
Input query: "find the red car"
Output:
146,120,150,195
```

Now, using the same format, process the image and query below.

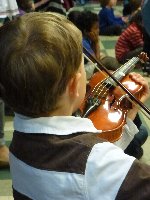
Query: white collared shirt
14,113,139,150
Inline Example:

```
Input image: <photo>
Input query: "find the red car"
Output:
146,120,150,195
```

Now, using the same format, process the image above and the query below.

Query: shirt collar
14,113,101,135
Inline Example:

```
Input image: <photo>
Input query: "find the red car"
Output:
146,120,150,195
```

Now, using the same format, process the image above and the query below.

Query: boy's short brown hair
0,12,82,117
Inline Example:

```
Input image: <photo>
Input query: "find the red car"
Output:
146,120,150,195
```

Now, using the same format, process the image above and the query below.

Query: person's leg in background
121,47,143,63
124,113,148,159
100,56,121,71
0,98,9,168
100,25,124,36
118,47,144,70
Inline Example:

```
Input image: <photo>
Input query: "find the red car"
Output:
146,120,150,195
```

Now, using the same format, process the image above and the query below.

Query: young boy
99,0,128,35
0,12,149,199
16,0,35,15
115,9,143,64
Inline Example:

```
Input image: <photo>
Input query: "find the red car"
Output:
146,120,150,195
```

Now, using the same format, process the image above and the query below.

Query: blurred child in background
68,10,121,79
123,0,142,17
16,0,35,15
99,0,128,36
115,9,143,64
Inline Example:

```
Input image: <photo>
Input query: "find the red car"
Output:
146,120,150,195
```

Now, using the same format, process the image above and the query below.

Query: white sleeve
114,117,139,150
85,142,135,200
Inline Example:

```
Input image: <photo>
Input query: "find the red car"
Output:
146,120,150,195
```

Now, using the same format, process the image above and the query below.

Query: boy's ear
68,72,81,98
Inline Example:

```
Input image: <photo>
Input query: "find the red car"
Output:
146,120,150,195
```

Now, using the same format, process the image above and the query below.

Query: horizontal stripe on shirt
10,141,136,200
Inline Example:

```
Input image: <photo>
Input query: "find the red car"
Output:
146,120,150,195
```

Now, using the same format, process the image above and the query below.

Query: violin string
83,54,148,111
94,81,111,98
92,73,150,119
86,78,112,103
84,53,121,99
113,57,139,76
84,54,140,100
83,53,119,91
83,52,150,118
84,53,113,99
84,60,140,111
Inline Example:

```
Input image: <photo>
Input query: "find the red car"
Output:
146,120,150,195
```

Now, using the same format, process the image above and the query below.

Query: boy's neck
44,109,72,117
41,98,74,117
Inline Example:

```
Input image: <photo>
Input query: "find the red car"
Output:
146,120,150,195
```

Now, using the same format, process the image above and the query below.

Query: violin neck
105,57,140,86
114,57,140,81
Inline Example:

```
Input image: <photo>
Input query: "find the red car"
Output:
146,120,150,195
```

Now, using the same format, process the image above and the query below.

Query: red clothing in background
115,22,143,62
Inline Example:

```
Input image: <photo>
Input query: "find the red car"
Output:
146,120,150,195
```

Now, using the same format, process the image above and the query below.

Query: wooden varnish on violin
79,53,148,143
113,74,143,110
83,72,143,142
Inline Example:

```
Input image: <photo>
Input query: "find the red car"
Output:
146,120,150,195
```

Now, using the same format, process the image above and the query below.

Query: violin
77,49,150,142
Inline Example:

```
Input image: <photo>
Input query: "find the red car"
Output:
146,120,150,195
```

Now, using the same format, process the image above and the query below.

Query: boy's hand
127,73,149,120
129,73,150,103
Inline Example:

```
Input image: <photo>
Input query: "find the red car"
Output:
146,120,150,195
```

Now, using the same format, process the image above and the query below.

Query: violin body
81,51,149,142
81,71,144,142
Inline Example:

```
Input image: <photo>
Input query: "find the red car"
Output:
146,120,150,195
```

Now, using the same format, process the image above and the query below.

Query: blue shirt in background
99,7,124,33
83,38,94,55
